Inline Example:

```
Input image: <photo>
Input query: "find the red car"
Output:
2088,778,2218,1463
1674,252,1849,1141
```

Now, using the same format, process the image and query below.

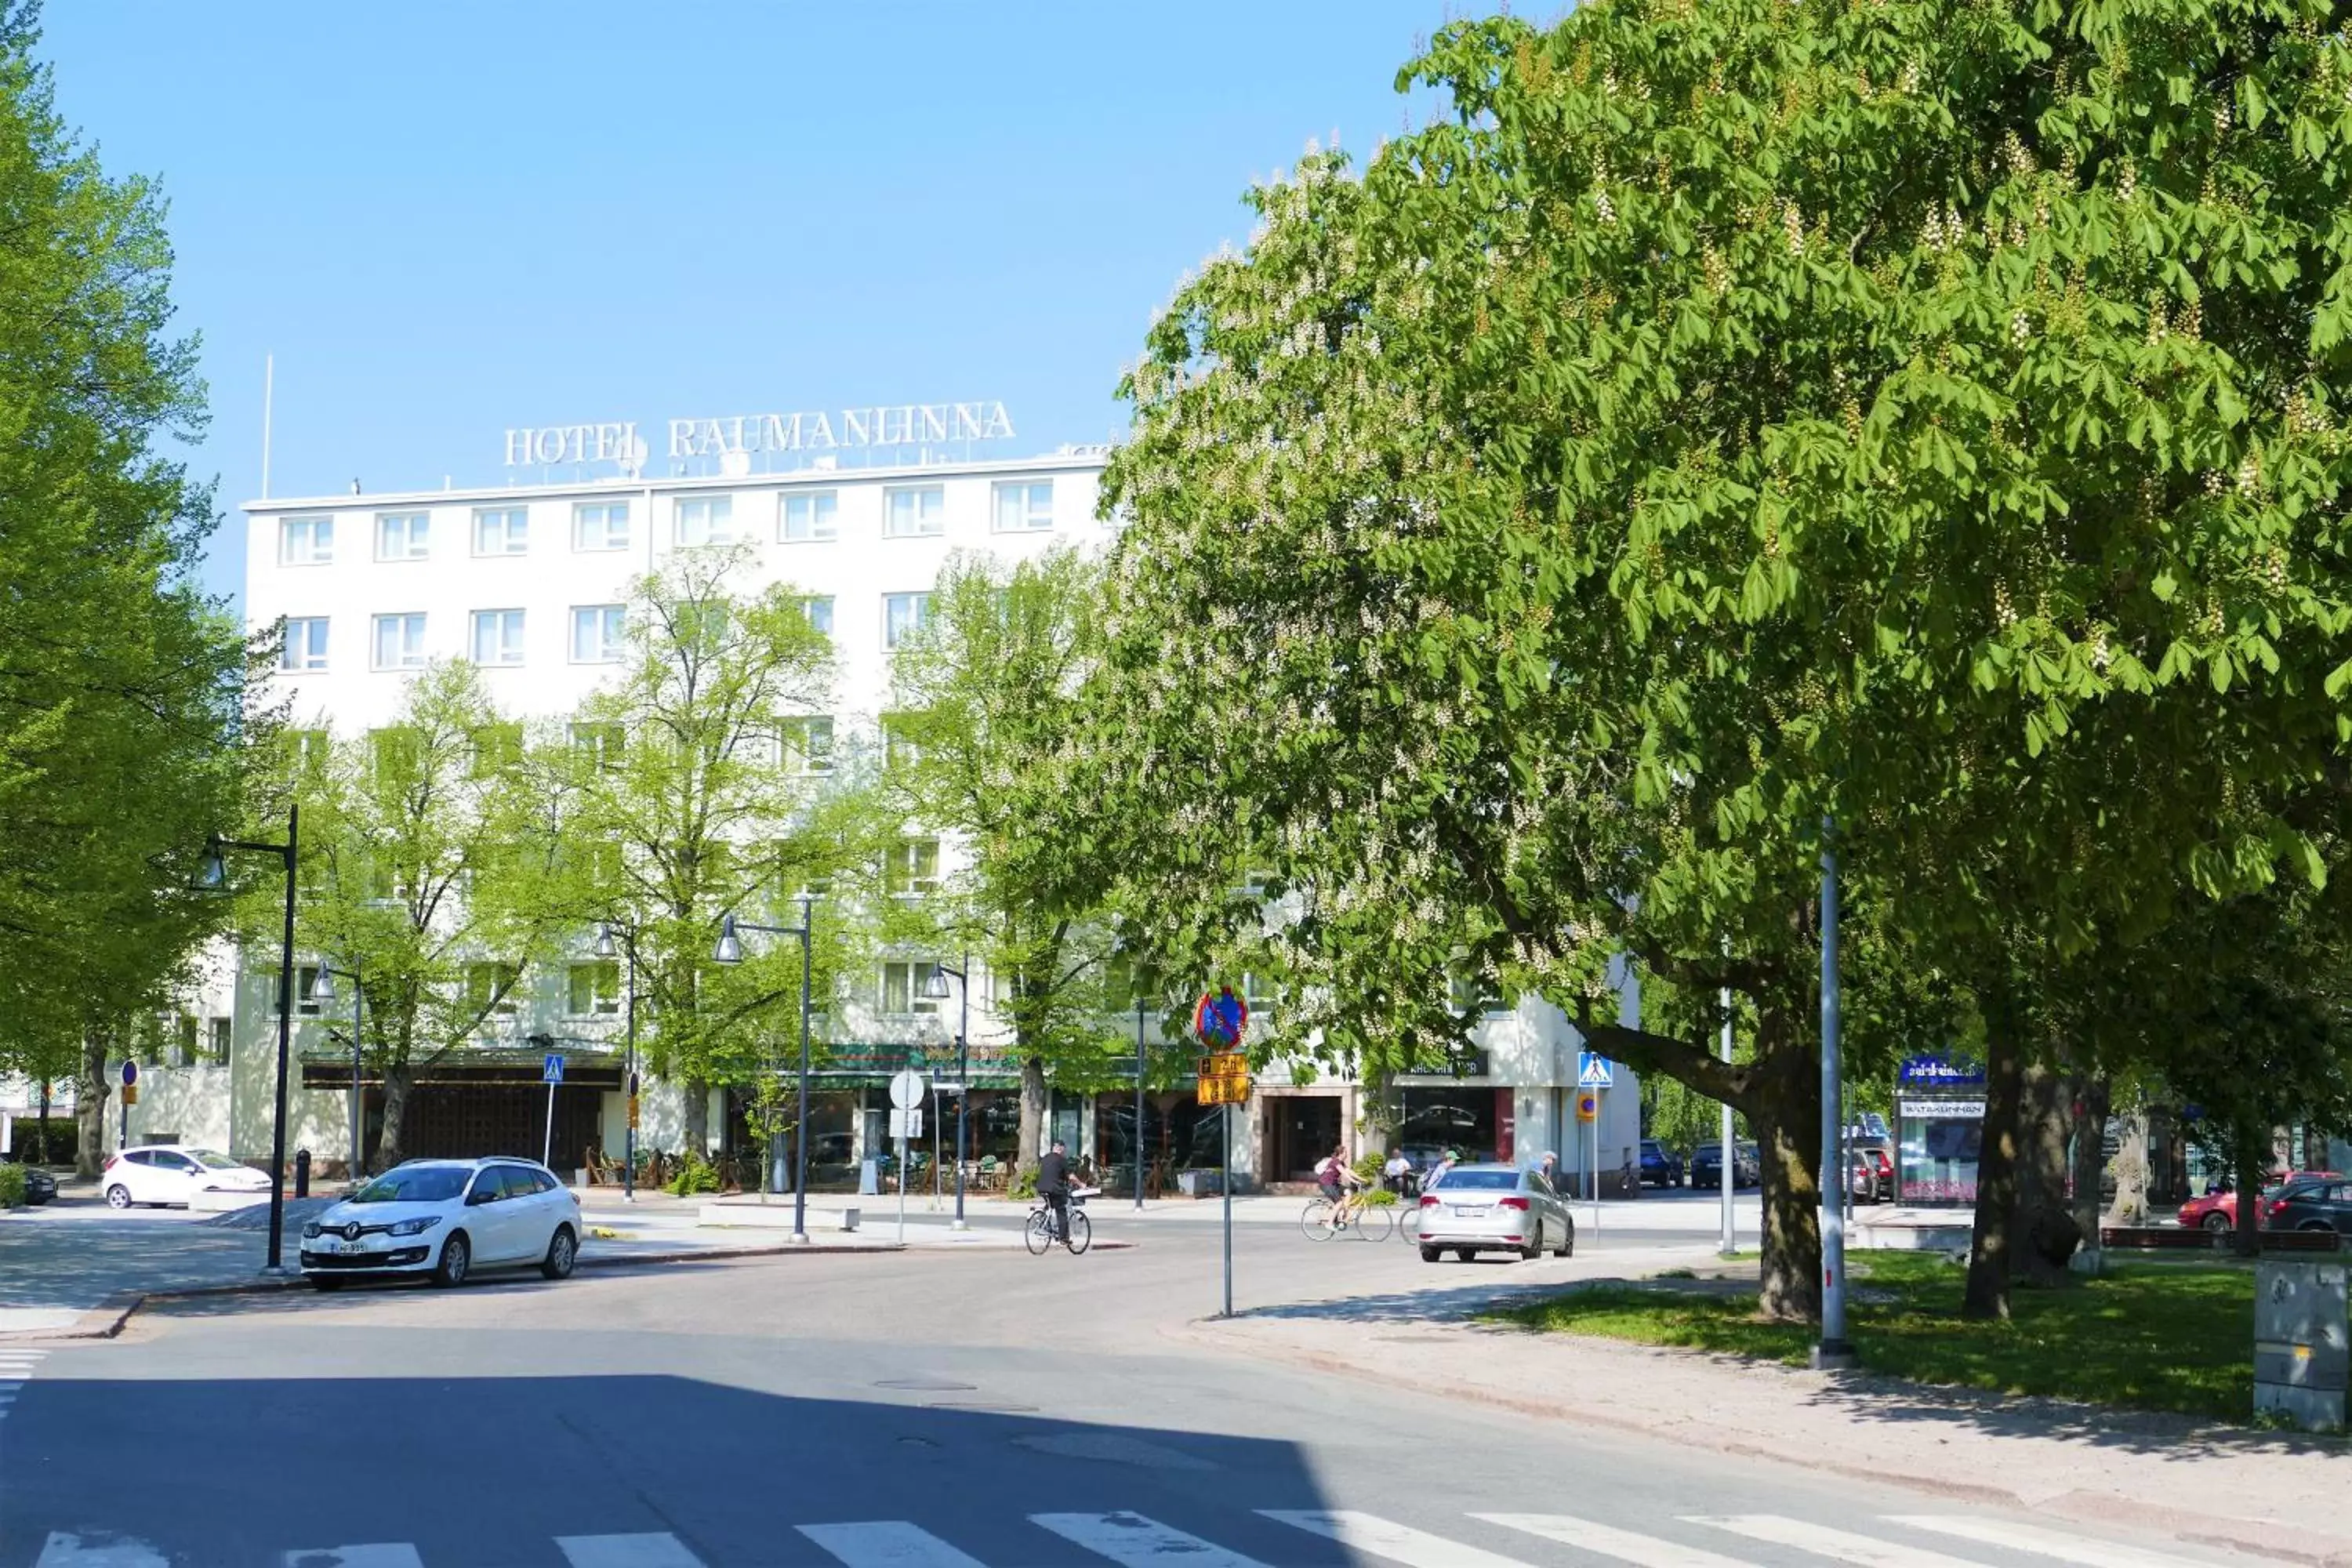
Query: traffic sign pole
540,1053,564,1168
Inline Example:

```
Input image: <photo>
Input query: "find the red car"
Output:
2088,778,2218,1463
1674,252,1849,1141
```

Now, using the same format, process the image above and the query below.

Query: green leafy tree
0,1,262,1172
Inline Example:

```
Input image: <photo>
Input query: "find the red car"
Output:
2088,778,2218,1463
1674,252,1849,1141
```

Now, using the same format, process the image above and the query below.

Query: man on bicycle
1036,1138,1072,1242
1315,1145,1367,1225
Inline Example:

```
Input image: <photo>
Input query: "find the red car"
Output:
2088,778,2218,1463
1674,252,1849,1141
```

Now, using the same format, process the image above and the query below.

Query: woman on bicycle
1315,1145,1366,1221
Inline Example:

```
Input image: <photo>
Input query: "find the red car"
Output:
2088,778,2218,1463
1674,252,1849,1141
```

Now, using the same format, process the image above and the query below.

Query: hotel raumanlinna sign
502,401,1017,469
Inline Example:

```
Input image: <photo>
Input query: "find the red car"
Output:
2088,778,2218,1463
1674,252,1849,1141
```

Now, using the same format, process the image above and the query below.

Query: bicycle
1025,1186,1094,1255
1300,1191,1394,1242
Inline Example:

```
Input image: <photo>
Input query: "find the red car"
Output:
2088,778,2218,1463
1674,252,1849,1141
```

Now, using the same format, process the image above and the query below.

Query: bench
2101,1225,2341,1253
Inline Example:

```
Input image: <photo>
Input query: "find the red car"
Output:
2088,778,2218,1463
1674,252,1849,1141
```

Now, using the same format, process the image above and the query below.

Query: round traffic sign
1193,987,1248,1051
1576,1092,1597,1122
120,1061,138,1088
888,1069,925,1109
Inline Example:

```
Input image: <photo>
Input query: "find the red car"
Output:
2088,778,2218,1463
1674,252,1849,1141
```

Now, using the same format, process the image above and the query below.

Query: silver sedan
1415,1163,1575,1262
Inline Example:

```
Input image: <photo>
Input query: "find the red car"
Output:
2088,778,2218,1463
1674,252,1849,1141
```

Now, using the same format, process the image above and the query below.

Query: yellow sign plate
1196,1053,1251,1106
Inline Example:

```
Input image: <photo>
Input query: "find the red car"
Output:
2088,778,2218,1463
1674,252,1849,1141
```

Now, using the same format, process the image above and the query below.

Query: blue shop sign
1898,1055,1987,1088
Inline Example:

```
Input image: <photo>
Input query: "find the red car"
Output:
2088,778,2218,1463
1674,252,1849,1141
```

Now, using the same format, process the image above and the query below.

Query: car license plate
322,1239,350,1254
1454,1205,1488,1217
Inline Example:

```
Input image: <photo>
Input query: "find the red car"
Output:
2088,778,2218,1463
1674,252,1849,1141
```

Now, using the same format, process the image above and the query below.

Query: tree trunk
1964,1023,2025,1319
2107,1105,2150,1225
1750,1003,1822,1323
684,1076,710,1155
74,1026,111,1181
2233,1124,2269,1259
376,1067,414,1171
1016,1054,1047,1185
2003,1059,2079,1287
36,1080,51,1164
2069,1074,2111,1266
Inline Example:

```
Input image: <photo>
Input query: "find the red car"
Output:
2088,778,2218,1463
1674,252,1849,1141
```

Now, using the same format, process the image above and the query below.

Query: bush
662,1154,721,1196
0,1164,24,1207
1359,1186,1399,1207
1010,1167,1038,1200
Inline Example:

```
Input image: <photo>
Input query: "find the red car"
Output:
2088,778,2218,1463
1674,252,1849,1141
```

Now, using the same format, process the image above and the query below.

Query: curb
1172,1318,2352,1568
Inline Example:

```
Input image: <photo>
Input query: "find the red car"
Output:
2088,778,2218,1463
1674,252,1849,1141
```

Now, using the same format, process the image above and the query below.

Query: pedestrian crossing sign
1577,1051,1613,1089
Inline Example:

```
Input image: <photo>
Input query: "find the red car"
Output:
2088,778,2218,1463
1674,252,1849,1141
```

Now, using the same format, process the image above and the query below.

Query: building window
782,491,837,542
993,481,1053,532
171,1014,199,1069
465,961,522,1019
568,961,621,1018
883,592,931,649
571,721,625,769
881,960,942,1016
469,722,523,778
470,609,526,666
781,715,833,774
799,596,833,637
472,507,529,556
295,964,327,1017
376,512,430,561
884,485,945,538
882,715,924,771
279,617,329,673
885,837,939,897
573,501,630,552
571,604,626,663
207,1017,231,1063
372,613,427,670
674,495,735,546
279,517,333,566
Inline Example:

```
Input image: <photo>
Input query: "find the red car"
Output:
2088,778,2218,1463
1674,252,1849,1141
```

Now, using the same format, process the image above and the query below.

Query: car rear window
1432,1171,1519,1192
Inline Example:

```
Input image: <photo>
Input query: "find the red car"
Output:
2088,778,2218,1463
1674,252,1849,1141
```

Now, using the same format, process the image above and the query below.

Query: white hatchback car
300,1157,580,1290
1415,1163,1576,1262
100,1145,270,1209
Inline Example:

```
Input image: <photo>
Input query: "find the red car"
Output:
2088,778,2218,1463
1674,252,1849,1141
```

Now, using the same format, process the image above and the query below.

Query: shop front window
1897,1097,1984,1205
1396,1087,1501,1165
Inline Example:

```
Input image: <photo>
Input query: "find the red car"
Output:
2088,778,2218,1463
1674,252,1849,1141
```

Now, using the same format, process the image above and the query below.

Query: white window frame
799,596,834,637
470,609,526,667
570,604,626,664
572,501,631,552
886,837,939,898
567,961,622,1018
992,481,1054,533
782,490,838,543
372,613,427,670
782,715,834,775
472,506,529,557
279,516,334,566
880,960,942,1017
279,617,329,673
673,494,735,547
883,485,945,539
883,592,931,649
375,511,430,561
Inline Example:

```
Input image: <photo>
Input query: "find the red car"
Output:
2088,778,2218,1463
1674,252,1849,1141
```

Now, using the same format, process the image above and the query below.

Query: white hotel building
104,405,1640,1195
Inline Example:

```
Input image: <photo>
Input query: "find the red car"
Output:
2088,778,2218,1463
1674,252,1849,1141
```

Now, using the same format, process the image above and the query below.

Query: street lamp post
713,902,815,1243
198,805,299,1274
311,963,365,1184
922,957,971,1230
1134,995,1147,1212
596,923,639,1203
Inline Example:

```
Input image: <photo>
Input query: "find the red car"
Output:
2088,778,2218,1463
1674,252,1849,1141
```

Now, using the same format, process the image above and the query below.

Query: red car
2179,1173,2343,1232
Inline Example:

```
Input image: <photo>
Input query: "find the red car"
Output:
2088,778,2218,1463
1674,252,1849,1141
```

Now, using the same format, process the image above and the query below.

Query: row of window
276,482,1058,567
278,593,932,673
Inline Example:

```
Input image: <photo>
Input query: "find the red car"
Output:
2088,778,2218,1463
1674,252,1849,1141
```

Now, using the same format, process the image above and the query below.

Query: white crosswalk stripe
800,1521,989,1568
1885,1517,2222,1568
32,1536,170,1567
1479,1512,1759,1567
557,1534,709,1568
1033,1511,1272,1567
1692,1516,1994,1567
281,1547,426,1567
1261,1510,1538,1568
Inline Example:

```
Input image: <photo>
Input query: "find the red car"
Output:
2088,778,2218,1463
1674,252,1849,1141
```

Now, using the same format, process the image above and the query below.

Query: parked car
2265,1179,2352,1237
1850,1142,1895,1203
1689,1141,1760,1189
1415,1163,1574,1263
100,1145,269,1209
1638,1139,1684,1189
300,1157,580,1290
0,1150,56,1205
2179,1172,2343,1232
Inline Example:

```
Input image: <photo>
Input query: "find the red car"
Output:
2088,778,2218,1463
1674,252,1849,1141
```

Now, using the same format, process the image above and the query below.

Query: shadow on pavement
0,1375,1348,1567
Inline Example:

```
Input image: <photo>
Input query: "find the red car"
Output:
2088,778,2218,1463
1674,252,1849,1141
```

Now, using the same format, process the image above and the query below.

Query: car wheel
2201,1212,2232,1234
1420,1245,1442,1263
104,1184,132,1209
1555,1225,1573,1259
308,1276,343,1292
432,1232,471,1288
1456,1247,1475,1263
541,1225,577,1280
1521,1232,1541,1261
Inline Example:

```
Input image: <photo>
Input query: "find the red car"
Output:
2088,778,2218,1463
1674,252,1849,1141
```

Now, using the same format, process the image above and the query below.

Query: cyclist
1314,1145,1367,1225
1036,1138,1073,1243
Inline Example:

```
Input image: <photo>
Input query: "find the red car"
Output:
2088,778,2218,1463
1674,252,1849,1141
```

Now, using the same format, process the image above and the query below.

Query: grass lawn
1493,1252,2254,1422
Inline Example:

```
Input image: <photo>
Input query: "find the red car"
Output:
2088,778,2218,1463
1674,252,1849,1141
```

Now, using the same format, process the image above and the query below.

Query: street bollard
293,1148,311,1199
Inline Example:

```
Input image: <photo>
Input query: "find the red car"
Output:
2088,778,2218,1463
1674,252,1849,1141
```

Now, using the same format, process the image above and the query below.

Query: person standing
1036,1138,1072,1242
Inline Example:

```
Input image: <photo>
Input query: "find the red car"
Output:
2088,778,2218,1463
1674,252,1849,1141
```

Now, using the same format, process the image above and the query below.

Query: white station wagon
300,1157,580,1290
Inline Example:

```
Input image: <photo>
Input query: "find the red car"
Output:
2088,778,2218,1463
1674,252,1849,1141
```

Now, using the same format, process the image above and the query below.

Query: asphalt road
0,1210,2251,1568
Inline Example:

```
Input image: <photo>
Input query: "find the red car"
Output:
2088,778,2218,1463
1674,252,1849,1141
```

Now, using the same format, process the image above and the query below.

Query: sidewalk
1181,1259,2352,1567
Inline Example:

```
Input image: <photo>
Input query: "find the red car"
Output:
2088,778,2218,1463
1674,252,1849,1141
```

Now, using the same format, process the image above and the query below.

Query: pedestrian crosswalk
24,1509,2241,1567
0,1346,45,1432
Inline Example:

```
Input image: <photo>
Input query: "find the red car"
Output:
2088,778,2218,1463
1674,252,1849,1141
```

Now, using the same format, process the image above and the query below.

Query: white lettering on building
503,421,640,469
509,403,1014,470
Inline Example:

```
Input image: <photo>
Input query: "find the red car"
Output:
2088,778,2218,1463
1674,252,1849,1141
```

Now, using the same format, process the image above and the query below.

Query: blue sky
36,2,1462,604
